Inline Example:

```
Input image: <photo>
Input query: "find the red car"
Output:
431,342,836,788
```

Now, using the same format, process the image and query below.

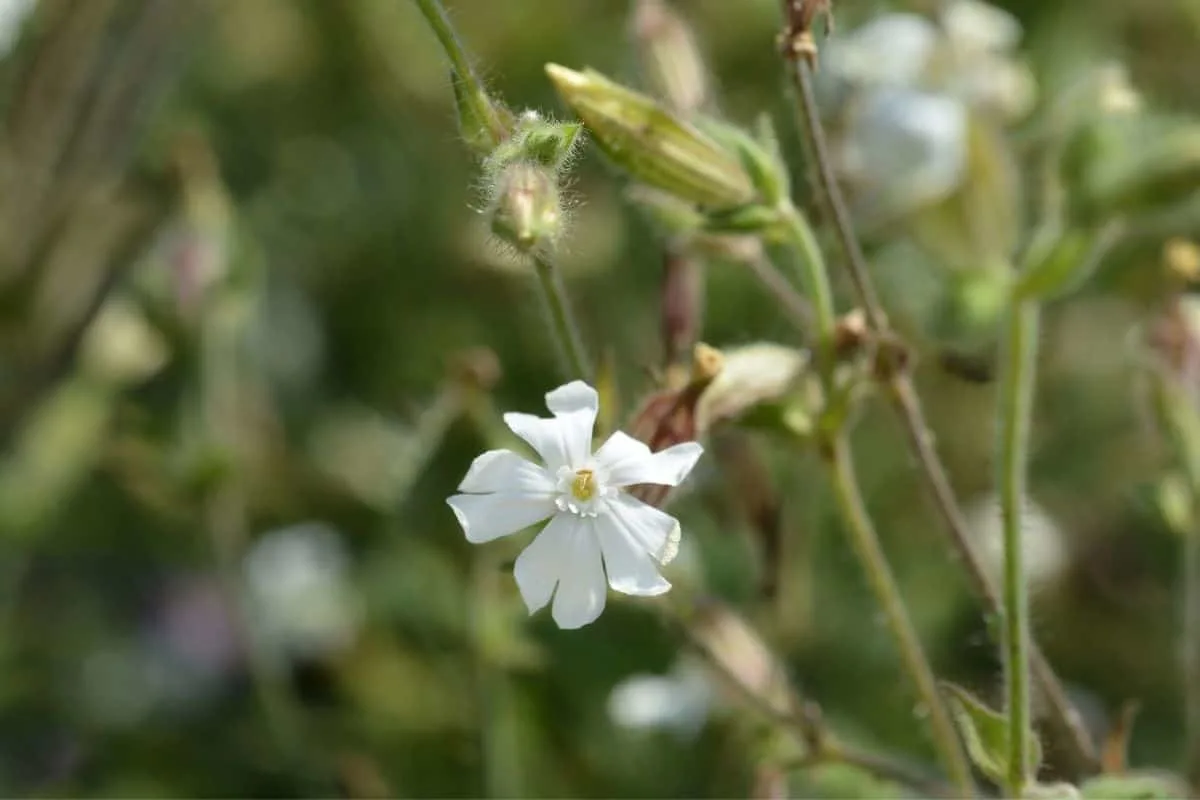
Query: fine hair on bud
486,160,569,257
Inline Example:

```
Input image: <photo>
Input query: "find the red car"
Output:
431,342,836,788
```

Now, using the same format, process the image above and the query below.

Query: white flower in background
967,496,1070,588
607,657,714,738
0,0,34,56
821,0,1034,220
243,522,362,659
840,87,968,218
447,381,703,630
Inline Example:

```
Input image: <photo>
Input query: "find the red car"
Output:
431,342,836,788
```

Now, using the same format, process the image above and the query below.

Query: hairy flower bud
488,161,563,254
546,63,755,209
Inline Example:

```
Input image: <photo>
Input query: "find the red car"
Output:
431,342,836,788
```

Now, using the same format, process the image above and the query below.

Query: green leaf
943,683,1043,786
1013,223,1123,302
1079,772,1192,799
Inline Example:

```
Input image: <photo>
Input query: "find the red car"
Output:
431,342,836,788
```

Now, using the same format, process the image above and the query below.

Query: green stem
411,0,508,147
533,253,592,381
779,31,1096,777
779,203,836,342
1187,511,1200,789
826,435,976,796
411,0,477,93
669,601,955,799
997,300,1040,797
775,166,970,793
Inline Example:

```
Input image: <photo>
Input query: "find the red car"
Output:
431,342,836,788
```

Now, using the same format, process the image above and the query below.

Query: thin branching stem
779,31,1097,776
825,434,976,796
996,300,1039,796
532,253,592,381
670,608,956,799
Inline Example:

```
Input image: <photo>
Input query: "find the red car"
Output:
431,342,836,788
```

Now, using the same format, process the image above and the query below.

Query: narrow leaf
943,682,1043,785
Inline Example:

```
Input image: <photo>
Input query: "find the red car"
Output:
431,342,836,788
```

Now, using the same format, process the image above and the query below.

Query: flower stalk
776,3,1097,777
533,254,592,382
411,0,513,152
824,434,975,796
780,204,835,344
996,299,1040,797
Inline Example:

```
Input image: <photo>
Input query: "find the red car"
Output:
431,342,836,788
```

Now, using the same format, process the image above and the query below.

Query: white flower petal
457,449,555,494
551,519,608,629
593,430,651,471
503,392,596,471
544,381,599,416
601,438,703,488
607,494,683,566
595,510,671,596
447,493,556,544
513,512,576,614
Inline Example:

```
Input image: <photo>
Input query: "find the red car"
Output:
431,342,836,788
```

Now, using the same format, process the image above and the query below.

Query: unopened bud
448,347,502,393
80,298,169,385
833,309,869,358
695,342,810,432
489,162,563,253
630,0,710,115
485,111,583,175
1165,238,1200,284
546,63,755,209
691,342,725,383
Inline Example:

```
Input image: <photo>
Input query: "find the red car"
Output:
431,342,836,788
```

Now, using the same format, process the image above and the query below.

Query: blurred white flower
822,0,1034,219
823,13,937,90
243,522,362,658
841,87,968,215
941,0,1021,55
967,496,1070,588
607,657,713,737
447,380,703,629
0,0,34,56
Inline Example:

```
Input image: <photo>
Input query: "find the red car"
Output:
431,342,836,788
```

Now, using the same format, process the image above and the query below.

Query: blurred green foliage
1,0,1200,796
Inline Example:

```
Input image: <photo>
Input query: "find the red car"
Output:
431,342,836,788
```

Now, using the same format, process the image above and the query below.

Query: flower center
570,469,596,501
555,465,609,517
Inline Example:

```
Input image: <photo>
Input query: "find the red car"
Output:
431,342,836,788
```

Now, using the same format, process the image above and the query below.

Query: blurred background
1,0,1199,796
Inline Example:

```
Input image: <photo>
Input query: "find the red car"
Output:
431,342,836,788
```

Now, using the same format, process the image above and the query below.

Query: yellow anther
570,469,596,501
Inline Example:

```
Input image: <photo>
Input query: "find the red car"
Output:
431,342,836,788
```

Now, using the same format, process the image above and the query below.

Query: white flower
243,523,362,658
607,657,714,737
447,380,703,630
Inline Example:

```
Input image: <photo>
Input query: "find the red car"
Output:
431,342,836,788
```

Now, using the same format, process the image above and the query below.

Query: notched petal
551,520,608,629
596,513,672,596
608,441,704,488
607,494,684,566
545,381,599,415
514,514,575,614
